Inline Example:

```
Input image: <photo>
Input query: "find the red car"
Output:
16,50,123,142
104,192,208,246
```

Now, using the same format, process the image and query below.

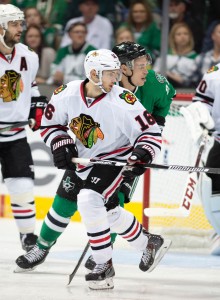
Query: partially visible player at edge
0,4,47,251
181,63,220,255
16,48,172,290
15,42,175,271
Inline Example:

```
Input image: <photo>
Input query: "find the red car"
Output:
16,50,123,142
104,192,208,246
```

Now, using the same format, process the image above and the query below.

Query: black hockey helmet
112,41,152,65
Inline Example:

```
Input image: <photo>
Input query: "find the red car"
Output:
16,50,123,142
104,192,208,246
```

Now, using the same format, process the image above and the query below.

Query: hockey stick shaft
72,156,220,174
144,130,209,217
67,241,90,285
0,119,35,133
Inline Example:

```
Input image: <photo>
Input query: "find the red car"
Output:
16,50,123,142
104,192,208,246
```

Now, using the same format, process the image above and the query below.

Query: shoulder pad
155,72,166,83
54,84,67,95
206,65,219,74
119,90,137,105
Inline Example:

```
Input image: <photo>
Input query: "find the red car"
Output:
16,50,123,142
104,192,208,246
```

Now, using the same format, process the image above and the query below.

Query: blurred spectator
154,22,197,88
48,22,96,86
65,0,117,27
24,25,56,84
23,7,61,49
60,0,113,49
12,0,68,29
120,0,161,60
202,19,220,52
114,27,135,44
205,0,220,27
167,0,204,53
194,20,220,85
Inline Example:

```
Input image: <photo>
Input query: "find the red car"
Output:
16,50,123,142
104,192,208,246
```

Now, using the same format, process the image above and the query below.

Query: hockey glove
180,102,214,141
122,146,152,180
51,136,78,170
29,96,48,131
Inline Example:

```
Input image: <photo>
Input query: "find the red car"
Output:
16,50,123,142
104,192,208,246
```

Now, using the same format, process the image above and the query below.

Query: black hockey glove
29,96,48,131
122,146,152,180
51,136,78,170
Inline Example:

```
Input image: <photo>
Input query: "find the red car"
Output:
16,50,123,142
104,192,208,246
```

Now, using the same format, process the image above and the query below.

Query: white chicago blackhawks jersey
0,43,40,142
41,80,162,166
193,64,220,142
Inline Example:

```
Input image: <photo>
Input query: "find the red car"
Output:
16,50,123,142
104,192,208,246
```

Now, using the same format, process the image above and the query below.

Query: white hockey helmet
84,49,121,92
0,4,24,30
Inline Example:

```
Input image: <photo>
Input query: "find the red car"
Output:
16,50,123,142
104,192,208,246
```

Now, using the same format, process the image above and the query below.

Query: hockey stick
144,129,209,217
0,119,36,133
72,156,220,175
67,241,90,285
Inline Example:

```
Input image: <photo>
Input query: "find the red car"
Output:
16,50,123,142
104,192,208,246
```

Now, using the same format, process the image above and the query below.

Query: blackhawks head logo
69,114,104,148
119,90,137,105
0,70,23,102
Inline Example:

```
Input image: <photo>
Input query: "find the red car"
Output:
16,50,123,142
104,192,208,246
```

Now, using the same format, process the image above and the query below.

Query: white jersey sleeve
193,63,220,139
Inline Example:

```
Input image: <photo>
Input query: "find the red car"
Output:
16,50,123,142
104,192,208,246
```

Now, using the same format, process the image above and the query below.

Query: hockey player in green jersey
15,42,175,272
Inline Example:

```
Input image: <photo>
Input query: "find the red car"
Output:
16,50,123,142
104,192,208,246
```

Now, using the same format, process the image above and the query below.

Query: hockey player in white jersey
0,4,48,251
16,49,171,289
181,64,220,254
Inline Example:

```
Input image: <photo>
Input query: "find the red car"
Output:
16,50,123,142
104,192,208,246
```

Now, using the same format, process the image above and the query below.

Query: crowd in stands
3,0,220,89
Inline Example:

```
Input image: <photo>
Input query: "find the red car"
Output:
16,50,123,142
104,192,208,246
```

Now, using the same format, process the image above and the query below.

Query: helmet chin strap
123,71,136,88
0,29,13,51
89,71,108,94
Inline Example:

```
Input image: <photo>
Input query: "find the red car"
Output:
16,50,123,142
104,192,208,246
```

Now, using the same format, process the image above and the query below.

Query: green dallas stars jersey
135,69,176,122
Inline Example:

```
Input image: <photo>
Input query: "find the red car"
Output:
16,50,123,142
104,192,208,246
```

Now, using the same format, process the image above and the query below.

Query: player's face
4,20,23,47
102,70,122,92
131,56,148,86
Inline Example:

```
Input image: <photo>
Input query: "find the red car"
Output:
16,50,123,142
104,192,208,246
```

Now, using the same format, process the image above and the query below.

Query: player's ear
121,63,129,75
90,69,99,82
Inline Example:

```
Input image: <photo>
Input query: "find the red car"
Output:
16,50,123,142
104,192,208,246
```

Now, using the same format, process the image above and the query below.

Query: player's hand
29,96,48,131
51,136,78,170
122,146,152,180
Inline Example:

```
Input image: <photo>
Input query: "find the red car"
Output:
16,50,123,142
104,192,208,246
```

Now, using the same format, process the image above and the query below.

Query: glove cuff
134,145,154,162
51,136,75,153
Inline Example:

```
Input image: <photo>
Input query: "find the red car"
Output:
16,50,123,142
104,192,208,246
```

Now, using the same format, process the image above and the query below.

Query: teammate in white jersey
0,4,48,251
16,49,172,289
182,64,220,254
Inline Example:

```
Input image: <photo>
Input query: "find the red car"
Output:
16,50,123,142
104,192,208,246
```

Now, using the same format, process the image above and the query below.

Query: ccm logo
182,176,197,210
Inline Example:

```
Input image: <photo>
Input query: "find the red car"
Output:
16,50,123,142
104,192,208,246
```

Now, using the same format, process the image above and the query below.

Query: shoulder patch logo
155,72,166,83
54,84,67,95
207,65,219,73
69,114,104,148
119,90,137,105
